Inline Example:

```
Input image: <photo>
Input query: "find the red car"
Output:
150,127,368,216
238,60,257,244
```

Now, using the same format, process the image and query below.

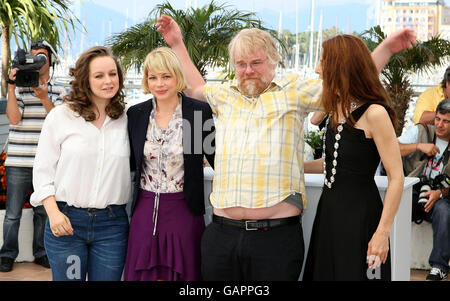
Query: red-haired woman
304,34,407,281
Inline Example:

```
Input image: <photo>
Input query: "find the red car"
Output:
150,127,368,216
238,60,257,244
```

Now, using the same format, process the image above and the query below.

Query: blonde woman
124,47,215,281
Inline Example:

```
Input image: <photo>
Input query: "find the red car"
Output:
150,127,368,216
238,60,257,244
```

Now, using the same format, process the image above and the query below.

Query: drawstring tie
152,192,160,236
152,139,164,236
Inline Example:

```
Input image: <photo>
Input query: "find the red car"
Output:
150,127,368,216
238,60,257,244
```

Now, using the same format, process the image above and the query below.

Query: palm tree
0,0,79,97
362,26,450,136
107,0,284,78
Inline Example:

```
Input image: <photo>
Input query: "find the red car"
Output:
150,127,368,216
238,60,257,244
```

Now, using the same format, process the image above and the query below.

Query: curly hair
64,46,125,121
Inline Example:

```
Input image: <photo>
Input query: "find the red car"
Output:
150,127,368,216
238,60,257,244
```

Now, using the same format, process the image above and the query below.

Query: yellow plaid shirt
204,74,323,210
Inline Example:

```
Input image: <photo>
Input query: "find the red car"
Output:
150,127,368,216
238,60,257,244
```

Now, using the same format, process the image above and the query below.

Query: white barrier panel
0,208,34,262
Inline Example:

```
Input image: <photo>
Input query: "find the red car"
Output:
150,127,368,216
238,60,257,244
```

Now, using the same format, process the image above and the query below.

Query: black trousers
201,218,304,281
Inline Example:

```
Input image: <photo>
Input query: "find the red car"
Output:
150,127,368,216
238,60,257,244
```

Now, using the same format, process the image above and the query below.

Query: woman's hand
42,196,74,237
367,230,390,269
382,28,417,55
48,210,74,237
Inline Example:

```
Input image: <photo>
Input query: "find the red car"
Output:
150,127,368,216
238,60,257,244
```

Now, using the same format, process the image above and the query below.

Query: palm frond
107,0,286,78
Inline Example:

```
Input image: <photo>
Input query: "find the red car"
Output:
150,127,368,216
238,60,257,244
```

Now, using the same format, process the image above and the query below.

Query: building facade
381,0,450,40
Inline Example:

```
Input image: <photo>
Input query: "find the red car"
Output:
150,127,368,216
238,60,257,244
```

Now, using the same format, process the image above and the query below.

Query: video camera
11,40,59,88
11,48,47,87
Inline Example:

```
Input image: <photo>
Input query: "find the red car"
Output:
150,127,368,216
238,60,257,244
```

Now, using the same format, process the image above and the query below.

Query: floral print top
140,98,184,193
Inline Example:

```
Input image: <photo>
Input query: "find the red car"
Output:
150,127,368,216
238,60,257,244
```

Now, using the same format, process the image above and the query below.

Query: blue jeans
0,166,47,259
429,198,450,273
44,202,129,281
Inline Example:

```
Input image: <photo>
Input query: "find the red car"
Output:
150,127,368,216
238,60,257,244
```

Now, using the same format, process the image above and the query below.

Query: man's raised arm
157,15,206,101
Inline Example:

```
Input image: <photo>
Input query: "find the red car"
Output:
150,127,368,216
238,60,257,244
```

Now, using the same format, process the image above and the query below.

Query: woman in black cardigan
124,47,215,281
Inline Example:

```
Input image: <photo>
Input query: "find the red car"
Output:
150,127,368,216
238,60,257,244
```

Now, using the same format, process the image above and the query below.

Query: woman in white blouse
124,47,215,281
30,46,130,281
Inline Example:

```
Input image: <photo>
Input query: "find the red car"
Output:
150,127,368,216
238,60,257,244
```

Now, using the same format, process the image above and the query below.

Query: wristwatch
7,78,16,85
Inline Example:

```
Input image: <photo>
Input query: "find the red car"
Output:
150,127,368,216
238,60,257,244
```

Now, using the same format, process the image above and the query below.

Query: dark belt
212,214,301,231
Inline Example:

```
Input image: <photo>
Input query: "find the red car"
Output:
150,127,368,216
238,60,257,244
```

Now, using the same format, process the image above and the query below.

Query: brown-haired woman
304,34,405,281
30,46,131,281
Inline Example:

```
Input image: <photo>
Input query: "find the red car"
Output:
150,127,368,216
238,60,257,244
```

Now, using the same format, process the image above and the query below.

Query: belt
212,214,301,231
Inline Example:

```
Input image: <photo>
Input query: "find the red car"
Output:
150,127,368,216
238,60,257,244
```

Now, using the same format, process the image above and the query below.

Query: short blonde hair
228,28,280,67
142,47,188,94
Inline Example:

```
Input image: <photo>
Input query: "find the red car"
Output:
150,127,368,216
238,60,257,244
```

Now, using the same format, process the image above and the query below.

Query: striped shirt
204,74,323,210
5,84,67,167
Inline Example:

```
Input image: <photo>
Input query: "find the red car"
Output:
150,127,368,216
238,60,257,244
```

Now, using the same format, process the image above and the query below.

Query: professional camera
11,48,47,87
414,173,450,224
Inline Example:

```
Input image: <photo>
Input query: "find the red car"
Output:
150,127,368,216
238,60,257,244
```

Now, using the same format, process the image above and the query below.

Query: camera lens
418,184,431,206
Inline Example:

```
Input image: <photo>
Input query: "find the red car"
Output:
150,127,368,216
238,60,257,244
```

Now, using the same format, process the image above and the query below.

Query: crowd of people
0,13,447,282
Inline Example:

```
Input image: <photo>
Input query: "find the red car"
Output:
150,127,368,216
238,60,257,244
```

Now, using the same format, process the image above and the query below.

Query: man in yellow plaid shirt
157,14,416,281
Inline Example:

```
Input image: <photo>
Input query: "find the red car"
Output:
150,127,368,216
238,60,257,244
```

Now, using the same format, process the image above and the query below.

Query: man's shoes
426,267,448,281
34,255,50,268
0,257,14,272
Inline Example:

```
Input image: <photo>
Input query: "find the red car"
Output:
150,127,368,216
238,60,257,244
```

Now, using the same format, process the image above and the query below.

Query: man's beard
238,76,269,98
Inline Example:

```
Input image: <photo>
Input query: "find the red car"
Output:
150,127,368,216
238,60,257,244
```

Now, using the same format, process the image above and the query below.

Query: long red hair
320,34,397,130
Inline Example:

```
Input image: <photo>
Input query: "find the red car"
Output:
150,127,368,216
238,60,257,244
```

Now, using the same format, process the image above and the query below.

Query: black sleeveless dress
303,103,391,281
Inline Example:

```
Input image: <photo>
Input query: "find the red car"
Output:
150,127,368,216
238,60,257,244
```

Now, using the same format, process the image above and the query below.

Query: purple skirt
124,189,205,281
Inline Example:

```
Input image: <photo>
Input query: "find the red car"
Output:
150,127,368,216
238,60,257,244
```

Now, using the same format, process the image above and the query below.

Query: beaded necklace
322,102,357,189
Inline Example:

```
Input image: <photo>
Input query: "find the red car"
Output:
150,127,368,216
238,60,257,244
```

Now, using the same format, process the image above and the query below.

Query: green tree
279,27,346,67
0,0,79,97
107,0,284,78
362,26,450,136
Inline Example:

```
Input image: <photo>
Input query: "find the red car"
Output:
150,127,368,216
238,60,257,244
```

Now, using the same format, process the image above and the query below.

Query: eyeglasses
235,58,268,72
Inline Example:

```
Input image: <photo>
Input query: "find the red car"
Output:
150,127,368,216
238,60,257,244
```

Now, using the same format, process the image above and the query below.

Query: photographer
0,40,67,272
398,98,450,281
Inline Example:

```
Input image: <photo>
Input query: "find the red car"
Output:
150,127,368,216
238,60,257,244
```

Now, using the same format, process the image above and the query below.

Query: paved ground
0,263,445,281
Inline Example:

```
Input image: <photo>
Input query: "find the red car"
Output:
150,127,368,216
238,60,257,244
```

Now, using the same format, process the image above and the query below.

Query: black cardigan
127,94,215,216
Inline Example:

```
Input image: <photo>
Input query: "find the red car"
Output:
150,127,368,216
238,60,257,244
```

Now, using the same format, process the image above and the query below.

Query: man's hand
32,82,49,101
155,14,206,101
417,143,440,157
382,28,417,55
423,189,441,213
156,15,183,47
8,68,19,89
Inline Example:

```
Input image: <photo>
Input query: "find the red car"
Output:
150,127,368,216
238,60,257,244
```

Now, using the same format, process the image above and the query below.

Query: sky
80,0,379,33
3,0,380,59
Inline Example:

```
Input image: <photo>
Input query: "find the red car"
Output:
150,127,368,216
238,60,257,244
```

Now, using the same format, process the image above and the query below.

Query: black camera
418,174,450,205
11,48,47,87
414,173,450,224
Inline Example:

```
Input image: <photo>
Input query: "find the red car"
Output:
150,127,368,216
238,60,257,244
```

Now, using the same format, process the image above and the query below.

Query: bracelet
7,78,16,85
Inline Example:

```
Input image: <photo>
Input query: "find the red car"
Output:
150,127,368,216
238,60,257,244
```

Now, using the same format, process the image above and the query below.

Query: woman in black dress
304,34,406,281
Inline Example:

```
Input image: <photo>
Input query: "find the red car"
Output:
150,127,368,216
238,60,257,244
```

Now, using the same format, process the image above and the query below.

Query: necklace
322,102,358,189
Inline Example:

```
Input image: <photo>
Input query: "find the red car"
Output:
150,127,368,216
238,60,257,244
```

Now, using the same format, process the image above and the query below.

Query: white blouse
30,104,131,209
